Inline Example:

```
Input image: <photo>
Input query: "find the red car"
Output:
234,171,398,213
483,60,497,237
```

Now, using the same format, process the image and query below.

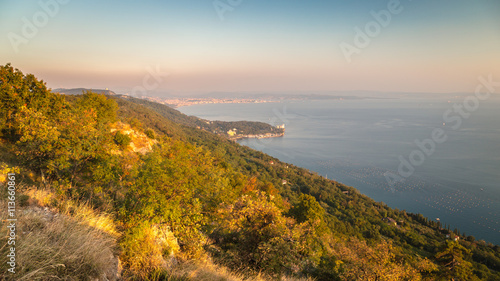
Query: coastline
176,98,500,245
139,96,282,108
229,132,285,141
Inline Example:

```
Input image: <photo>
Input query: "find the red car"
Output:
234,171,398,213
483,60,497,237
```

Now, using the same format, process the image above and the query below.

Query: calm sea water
179,96,500,244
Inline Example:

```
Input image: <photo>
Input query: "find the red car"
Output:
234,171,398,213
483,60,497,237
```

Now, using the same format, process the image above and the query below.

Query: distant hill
52,88,117,96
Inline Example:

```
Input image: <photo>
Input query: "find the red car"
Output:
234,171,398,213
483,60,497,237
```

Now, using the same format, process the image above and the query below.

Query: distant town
52,88,371,108
139,96,282,108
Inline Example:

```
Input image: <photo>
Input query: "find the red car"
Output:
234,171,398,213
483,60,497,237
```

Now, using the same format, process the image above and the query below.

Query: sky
1,0,499,96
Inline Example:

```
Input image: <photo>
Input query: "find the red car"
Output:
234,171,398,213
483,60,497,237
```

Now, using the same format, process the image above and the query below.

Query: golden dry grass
162,261,315,281
23,187,120,238
0,186,120,280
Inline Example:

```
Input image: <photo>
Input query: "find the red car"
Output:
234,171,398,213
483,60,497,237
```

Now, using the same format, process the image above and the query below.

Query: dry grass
162,261,315,281
23,187,119,238
0,186,120,280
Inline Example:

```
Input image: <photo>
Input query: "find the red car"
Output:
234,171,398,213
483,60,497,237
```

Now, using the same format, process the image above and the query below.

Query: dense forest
1,63,499,280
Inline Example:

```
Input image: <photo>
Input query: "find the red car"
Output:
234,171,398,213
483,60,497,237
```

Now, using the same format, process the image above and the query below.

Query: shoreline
139,96,282,108
174,100,281,108
229,132,285,141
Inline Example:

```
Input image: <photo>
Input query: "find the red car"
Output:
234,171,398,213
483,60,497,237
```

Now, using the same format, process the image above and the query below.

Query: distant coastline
229,132,285,141
134,94,375,108
140,97,282,108
54,88,396,108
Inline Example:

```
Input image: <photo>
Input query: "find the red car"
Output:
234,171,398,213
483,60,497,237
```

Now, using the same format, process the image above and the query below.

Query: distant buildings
445,234,460,241
140,96,281,108
383,217,398,226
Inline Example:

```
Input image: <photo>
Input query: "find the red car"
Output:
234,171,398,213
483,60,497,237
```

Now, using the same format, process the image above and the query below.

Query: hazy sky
1,0,499,95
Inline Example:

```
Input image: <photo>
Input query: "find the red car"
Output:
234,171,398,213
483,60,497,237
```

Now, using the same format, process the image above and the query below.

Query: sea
179,95,500,245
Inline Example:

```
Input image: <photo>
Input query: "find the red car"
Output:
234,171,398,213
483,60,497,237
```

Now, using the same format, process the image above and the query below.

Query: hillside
53,87,117,96
116,95,285,140
1,64,500,280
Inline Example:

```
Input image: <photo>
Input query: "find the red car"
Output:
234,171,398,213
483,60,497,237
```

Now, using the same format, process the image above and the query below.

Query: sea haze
179,95,500,245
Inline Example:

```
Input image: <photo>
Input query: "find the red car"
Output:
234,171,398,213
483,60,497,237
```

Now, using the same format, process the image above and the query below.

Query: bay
179,96,500,244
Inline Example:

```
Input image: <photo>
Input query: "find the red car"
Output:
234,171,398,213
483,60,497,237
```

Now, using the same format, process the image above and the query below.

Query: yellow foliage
0,162,21,183
332,238,420,281
120,222,180,279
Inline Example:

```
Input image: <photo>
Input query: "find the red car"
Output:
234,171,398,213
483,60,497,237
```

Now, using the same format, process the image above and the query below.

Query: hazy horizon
1,0,500,95
49,87,500,98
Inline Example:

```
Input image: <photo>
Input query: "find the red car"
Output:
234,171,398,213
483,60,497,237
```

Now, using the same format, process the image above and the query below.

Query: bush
119,222,180,279
211,192,305,277
145,129,156,139
113,131,131,149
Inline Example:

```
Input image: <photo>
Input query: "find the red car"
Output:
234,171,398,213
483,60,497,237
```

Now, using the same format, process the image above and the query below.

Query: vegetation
119,96,284,139
1,63,499,280
0,187,119,280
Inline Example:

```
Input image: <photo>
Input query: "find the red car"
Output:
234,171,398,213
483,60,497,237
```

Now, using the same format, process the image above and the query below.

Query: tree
0,63,66,140
53,106,115,188
291,194,325,224
435,241,477,281
212,191,307,277
13,90,117,191
113,131,131,149
122,141,235,258
75,91,118,124
335,239,420,281
145,129,156,139
289,194,329,263
14,106,61,182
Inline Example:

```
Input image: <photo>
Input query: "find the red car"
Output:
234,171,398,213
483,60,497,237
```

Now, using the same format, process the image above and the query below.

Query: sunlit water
179,96,500,244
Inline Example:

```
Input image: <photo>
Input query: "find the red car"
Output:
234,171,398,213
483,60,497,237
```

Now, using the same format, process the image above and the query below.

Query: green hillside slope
1,64,499,280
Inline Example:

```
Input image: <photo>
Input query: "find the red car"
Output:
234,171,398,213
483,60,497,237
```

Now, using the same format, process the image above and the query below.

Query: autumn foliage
1,64,499,280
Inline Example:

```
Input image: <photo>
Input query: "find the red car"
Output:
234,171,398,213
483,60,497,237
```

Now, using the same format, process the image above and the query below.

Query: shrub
145,129,156,139
113,131,131,149
120,222,180,279
211,192,305,277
